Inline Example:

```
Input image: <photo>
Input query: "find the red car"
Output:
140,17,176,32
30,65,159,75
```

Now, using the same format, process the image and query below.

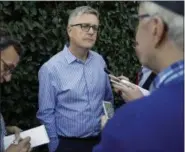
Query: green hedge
1,1,139,151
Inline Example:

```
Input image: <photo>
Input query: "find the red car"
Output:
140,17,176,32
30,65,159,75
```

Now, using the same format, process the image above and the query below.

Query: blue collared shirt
152,60,184,90
36,45,113,152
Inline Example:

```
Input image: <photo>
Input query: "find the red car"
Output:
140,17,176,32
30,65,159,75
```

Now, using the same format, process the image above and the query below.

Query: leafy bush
1,1,139,151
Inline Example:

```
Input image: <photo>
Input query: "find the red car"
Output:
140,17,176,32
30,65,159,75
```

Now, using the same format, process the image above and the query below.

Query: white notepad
4,125,50,149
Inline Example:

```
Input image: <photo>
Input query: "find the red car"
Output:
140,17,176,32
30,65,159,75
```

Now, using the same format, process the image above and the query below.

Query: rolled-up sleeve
36,64,59,152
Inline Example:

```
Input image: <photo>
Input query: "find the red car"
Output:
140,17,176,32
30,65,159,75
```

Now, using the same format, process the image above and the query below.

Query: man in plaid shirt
0,30,31,152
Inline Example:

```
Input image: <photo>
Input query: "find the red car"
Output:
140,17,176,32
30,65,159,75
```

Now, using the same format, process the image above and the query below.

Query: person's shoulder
90,50,106,65
39,47,66,71
47,51,64,65
90,50,103,59
38,52,61,72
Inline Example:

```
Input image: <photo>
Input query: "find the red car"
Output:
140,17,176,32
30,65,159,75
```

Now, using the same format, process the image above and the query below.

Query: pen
12,136,21,145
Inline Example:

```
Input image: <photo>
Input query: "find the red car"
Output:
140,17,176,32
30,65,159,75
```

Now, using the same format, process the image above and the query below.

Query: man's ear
152,17,166,47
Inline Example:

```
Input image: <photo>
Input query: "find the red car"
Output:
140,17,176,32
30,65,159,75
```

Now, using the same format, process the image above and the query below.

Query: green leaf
3,9,11,15
31,7,37,16
3,1,10,6
14,3,20,10
0,3,3,10
22,6,29,14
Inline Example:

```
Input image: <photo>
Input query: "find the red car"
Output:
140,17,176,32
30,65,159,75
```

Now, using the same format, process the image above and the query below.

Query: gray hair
68,6,99,25
140,2,184,51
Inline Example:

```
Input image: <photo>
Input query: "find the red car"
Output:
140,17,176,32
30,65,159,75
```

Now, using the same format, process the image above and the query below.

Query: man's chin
82,43,95,50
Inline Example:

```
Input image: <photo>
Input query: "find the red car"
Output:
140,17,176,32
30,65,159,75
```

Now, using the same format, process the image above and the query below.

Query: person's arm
102,57,114,102
36,65,58,152
104,73,114,102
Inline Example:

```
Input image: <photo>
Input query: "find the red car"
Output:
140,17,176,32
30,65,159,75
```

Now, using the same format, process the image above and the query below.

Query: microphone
104,67,111,75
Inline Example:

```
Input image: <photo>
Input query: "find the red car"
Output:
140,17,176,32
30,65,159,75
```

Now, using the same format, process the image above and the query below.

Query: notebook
4,125,50,149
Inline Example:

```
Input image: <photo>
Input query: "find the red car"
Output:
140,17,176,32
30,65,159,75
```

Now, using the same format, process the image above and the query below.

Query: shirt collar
64,45,76,64
63,44,94,64
153,60,184,89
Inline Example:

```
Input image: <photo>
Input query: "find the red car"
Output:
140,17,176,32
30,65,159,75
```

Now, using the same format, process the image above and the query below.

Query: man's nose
88,27,95,34
4,74,12,82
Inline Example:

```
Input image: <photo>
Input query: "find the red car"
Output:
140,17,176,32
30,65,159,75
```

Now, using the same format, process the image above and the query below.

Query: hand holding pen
5,126,32,152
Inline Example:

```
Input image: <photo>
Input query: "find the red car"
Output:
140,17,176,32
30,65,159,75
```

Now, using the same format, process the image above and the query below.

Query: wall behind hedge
1,1,139,151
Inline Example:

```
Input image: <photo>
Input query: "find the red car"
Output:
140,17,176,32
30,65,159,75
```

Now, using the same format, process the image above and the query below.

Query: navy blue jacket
93,78,184,152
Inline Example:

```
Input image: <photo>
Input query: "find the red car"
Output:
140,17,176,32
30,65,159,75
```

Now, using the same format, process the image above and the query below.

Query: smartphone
104,67,111,74
103,101,114,119
104,67,122,84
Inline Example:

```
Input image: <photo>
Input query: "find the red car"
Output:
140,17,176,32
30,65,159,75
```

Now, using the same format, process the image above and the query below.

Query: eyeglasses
70,23,99,32
1,58,15,76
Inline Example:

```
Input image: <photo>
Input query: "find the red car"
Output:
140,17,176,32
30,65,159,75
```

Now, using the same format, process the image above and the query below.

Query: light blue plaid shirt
37,45,113,152
152,60,184,90
0,113,6,152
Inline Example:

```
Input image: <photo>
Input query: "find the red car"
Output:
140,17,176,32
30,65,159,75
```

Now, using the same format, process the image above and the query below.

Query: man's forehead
73,13,99,23
1,45,20,63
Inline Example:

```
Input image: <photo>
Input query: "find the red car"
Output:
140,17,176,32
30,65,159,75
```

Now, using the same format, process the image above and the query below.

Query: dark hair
0,29,23,56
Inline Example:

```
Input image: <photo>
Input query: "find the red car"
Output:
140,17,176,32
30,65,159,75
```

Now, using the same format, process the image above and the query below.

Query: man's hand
5,137,31,152
117,75,129,82
111,78,144,102
101,115,108,129
6,126,22,139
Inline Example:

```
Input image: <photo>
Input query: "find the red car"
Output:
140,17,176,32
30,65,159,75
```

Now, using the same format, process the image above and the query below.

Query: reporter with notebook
93,1,184,152
0,30,31,152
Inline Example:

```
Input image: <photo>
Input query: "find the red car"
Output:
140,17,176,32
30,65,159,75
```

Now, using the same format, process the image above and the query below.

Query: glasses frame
70,23,99,33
